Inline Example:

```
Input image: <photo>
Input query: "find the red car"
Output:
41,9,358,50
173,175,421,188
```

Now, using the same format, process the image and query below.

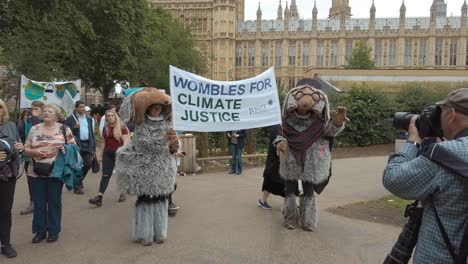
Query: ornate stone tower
237,0,245,22
329,0,351,19
212,0,238,80
432,0,447,17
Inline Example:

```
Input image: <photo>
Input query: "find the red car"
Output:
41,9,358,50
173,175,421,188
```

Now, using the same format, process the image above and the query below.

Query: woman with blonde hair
89,109,129,207
23,104,76,243
0,99,23,258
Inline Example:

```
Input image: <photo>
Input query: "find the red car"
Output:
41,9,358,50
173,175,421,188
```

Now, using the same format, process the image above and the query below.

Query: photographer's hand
408,116,422,144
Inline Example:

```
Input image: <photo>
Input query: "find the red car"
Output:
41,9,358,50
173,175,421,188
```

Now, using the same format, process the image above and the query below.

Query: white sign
20,75,81,108
170,66,281,132
61,90,76,117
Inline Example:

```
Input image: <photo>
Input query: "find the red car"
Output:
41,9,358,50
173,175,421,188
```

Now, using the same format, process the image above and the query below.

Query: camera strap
430,199,468,264
422,143,468,263
421,143,468,180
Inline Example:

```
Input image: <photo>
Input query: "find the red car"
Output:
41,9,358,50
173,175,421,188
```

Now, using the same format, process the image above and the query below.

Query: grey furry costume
277,86,345,231
116,88,178,243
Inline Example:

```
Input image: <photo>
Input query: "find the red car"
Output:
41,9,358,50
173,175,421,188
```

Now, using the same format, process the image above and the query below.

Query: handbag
92,154,100,173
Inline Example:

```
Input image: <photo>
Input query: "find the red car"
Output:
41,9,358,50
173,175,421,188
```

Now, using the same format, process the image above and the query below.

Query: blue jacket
52,144,83,190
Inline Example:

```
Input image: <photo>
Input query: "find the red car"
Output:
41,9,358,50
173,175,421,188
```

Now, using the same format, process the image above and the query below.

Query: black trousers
75,142,94,189
98,150,116,194
0,179,16,246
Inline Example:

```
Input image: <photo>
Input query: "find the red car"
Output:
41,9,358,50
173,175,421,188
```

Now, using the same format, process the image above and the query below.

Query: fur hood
120,87,172,126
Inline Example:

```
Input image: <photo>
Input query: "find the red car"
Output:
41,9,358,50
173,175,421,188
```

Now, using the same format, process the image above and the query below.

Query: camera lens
393,112,416,131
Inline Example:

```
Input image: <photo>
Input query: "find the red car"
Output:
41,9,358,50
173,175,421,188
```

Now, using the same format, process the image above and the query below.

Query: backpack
421,143,468,264
0,132,18,179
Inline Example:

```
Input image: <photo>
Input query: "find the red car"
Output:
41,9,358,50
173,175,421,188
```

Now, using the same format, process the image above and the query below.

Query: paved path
6,156,400,264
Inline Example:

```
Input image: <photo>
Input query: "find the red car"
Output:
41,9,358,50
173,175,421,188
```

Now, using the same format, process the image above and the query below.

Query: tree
345,40,375,69
0,0,206,101
134,7,206,90
337,83,395,146
0,0,94,81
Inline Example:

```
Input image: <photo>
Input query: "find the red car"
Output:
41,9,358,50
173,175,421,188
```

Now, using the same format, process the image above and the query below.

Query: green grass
366,195,413,212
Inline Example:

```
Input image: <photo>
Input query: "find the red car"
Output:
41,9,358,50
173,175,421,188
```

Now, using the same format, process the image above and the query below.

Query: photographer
383,88,468,264
0,99,23,258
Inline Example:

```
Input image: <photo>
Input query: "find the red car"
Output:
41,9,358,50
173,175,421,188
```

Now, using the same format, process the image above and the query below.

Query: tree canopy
0,0,205,100
345,40,375,69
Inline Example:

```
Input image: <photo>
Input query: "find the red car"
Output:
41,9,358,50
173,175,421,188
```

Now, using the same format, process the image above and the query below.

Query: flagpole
15,75,21,121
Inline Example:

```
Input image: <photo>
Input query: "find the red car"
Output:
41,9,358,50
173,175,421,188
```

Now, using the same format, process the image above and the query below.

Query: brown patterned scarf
282,118,325,169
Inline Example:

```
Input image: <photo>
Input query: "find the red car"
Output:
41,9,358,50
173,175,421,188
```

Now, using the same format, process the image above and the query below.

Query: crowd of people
0,88,184,258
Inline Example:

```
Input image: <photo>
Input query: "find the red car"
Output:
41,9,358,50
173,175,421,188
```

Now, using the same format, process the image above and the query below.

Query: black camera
393,105,443,138
383,201,423,264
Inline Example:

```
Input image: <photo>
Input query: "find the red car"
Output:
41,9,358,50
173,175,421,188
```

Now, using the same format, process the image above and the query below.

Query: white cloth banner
20,75,81,108
170,66,281,132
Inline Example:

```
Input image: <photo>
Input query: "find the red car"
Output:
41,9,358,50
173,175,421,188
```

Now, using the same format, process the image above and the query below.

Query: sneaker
20,202,34,215
257,200,272,210
46,233,59,243
117,193,126,203
89,195,102,207
0,245,17,258
32,232,46,243
178,172,186,176
169,202,179,211
74,188,84,195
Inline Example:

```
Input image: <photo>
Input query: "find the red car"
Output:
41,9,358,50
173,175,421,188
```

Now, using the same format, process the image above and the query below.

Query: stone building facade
149,0,468,88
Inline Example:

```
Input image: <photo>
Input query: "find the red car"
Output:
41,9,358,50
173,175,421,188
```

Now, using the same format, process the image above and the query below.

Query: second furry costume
116,88,179,245
276,83,348,231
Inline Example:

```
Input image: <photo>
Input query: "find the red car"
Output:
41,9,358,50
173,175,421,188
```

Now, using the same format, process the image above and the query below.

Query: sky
244,0,467,20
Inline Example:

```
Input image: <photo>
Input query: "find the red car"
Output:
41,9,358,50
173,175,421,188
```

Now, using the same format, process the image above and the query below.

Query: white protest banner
170,66,281,132
20,75,81,108
61,90,76,117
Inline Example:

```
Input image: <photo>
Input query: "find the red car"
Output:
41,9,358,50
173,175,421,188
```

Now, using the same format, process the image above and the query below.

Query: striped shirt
383,135,468,264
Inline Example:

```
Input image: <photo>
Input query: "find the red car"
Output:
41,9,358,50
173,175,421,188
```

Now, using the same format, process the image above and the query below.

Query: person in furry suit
276,83,348,231
116,88,179,246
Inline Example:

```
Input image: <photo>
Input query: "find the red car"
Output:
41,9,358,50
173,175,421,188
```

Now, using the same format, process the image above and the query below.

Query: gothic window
235,46,242,67
248,45,255,67
404,39,412,66
275,43,282,67
289,78,296,89
289,45,296,66
449,40,457,66
435,39,443,66
466,43,468,66
317,41,324,66
331,41,338,66
375,40,382,66
389,39,396,66
345,40,353,64
302,44,310,67
419,39,427,65
262,46,269,67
